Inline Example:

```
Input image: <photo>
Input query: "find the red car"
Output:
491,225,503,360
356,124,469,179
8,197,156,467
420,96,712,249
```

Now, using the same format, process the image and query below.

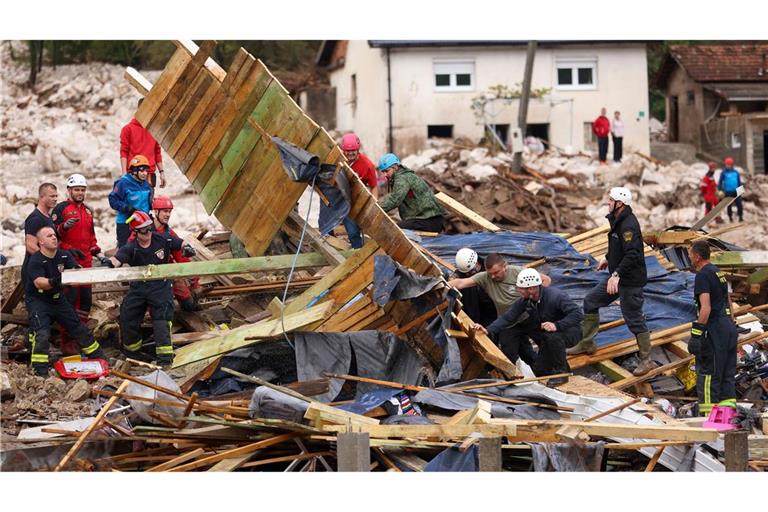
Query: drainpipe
386,47,393,153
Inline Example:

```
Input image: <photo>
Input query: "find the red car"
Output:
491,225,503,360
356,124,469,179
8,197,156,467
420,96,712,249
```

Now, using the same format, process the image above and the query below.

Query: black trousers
597,136,609,162
497,320,575,377
120,280,174,357
27,295,99,369
584,278,648,335
612,136,623,162
398,215,445,233
724,193,743,221
694,315,737,416
116,223,131,248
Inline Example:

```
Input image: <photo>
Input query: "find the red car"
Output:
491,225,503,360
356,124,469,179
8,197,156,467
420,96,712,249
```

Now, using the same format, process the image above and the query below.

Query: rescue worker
717,157,743,222
567,187,655,376
104,211,196,365
377,153,446,233
26,226,105,376
120,98,165,188
452,248,497,327
699,162,719,215
340,133,378,248
474,268,581,385
449,252,551,364
23,183,58,280
52,174,104,354
109,154,153,248
687,240,738,416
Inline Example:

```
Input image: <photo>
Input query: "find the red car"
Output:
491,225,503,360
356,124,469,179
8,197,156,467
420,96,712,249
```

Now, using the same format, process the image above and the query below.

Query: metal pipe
386,47,394,153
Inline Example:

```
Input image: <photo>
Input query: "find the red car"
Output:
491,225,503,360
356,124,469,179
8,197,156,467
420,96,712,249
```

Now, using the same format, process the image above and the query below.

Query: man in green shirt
377,153,445,233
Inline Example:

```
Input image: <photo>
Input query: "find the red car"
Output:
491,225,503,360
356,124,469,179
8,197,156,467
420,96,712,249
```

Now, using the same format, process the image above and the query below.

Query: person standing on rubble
592,108,611,165
700,162,719,215
377,153,446,233
120,98,165,189
449,253,551,364
611,111,624,163
474,268,580,385
23,183,58,280
109,154,153,248
567,187,656,376
104,211,196,365
717,157,744,222
340,133,378,248
452,248,497,327
687,240,738,416
51,174,105,355
25,226,106,376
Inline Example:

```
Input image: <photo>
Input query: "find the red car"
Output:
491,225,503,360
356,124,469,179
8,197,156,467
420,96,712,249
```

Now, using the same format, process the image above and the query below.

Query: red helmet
724,157,734,167
707,161,717,170
129,154,150,171
126,211,153,231
340,133,361,151
152,195,174,210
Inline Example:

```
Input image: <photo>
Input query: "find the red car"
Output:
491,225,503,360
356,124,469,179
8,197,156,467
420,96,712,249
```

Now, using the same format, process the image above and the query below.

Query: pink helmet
340,133,361,151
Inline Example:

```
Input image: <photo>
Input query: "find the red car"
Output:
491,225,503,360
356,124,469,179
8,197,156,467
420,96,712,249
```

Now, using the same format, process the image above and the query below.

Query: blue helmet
378,153,400,171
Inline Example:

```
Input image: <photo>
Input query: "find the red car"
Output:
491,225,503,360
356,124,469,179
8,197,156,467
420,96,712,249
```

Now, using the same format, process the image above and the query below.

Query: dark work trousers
27,295,100,371
499,322,574,377
597,136,609,162
725,192,743,222
342,217,363,249
116,223,131,248
398,215,445,233
695,315,738,416
460,286,498,328
583,278,648,335
61,284,93,355
612,136,623,162
120,280,174,358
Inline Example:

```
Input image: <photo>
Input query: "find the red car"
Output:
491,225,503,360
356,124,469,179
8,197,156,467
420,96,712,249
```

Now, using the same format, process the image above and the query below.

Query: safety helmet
516,268,543,288
378,153,400,171
609,186,632,206
152,196,174,210
128,154,151,171
126,211,153,231
724,157,734,167
66,173,87,188
455,248,478,273
707,161,717,170
340,133,361,152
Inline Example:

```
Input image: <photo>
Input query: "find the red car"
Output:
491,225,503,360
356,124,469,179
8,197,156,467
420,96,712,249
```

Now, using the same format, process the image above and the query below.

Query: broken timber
435,191,501,232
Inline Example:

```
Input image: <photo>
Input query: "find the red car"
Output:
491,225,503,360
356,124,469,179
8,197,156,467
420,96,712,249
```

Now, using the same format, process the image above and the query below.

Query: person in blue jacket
109,154,153,247
717,156,743,222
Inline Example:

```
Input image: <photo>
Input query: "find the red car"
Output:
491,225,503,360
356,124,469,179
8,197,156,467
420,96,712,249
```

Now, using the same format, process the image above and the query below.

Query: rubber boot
566,313,599,355
632,331,656,376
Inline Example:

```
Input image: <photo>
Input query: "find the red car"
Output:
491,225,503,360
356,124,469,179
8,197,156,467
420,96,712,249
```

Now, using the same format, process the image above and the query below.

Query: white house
316,40,651,159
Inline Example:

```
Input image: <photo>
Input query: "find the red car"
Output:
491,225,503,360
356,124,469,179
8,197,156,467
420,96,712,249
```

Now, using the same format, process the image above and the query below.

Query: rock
65,379,91,402
3,185,30,203
547,177,570,187
524,181,545,195
468,147,488,164
425,160,448,174
1,371,13,400
401,154,433,171
463,164,497,180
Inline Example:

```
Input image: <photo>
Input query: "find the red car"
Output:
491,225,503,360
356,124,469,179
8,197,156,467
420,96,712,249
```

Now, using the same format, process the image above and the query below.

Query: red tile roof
669,44,768,82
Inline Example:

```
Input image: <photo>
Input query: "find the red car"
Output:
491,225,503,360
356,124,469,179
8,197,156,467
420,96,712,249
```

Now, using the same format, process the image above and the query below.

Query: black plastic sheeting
424,445,479,472
373,255,442,312
419,232,697,348
529,442,606,471
413,385,560,421
427,289,464,385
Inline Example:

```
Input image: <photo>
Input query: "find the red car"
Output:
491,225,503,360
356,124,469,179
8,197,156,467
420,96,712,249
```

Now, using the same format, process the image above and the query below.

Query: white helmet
609,186,632,206
455,248,478,273
516,268,543,288
66,173,87,188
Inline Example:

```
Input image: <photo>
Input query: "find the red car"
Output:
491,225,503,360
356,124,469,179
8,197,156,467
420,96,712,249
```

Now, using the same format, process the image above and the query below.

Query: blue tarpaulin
419,231,696,348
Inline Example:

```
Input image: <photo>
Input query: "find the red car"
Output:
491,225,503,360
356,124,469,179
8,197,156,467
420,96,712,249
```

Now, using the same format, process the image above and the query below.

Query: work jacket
51,200,99,268
606,205,647,288
378,166,444,221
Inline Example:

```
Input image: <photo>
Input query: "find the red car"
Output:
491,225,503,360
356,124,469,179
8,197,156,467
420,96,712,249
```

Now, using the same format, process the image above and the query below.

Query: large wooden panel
135,48,191,128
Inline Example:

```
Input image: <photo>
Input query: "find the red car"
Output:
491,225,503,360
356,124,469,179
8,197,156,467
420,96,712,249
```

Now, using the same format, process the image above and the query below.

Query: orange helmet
152,196,174,210
126,211,153,231
724,157,734,167
128,154,151,171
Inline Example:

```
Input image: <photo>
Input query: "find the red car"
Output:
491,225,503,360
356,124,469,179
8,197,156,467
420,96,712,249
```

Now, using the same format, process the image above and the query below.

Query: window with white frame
433,60,475,91
556,59,597,90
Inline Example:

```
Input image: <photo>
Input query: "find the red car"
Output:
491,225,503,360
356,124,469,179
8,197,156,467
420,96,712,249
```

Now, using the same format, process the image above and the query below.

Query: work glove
180,296,203,312
62,217,80,230
99,256,114,268
48,276,62,288
181,245,196,258
90,245,101,256
717,190,725,199
688,322,707,355
69,248,85,260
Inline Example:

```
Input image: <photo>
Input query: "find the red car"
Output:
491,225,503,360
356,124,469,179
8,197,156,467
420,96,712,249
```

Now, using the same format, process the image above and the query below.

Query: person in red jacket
120,98,166,188
51,174,104,354
700,161,719,214
592,107,611,165
339,133,378,248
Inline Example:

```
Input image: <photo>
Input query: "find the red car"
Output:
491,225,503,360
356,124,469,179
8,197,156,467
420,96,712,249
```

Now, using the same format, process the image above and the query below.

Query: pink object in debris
703,405,739,431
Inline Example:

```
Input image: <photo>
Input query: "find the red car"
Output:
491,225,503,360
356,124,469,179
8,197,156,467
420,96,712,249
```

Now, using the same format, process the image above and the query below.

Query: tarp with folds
419,232,697,348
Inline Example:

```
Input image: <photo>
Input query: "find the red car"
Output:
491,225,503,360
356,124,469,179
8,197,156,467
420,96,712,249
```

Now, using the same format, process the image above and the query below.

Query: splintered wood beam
453,310,520,378
173,40,227,83
435,192,501,232
124,67,153,96
61,251,356,285
171,301,334,368
711,251,768,268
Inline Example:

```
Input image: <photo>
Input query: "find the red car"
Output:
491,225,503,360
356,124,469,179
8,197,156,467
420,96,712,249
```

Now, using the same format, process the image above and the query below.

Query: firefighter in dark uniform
105,211,196,365
25,226,105,376
474,268,582,386
687,240,738,416
567,187,655,376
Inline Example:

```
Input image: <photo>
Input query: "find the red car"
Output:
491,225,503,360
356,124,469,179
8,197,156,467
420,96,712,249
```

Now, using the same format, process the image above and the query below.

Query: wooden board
435,192,501,232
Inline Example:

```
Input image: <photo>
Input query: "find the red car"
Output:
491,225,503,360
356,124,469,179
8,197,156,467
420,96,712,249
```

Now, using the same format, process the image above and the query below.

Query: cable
279,172,319,349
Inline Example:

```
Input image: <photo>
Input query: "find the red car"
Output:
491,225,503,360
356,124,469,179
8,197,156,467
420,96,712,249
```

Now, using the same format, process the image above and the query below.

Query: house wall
329,41,650,160
699,117,748,168
747,117,768,174
663,65,705,146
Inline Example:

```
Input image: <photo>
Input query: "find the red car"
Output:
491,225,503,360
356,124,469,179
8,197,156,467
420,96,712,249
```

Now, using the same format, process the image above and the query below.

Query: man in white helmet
51,174,104,355
452,248,496,327
567,187,655,376
475,268,582,385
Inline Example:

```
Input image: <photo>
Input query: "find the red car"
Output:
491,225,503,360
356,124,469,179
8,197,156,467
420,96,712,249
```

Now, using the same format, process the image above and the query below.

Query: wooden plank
172,301,333,368
435,192,501,232
169,432,299,472
124,67,152,96
454,310,520,378
135,48,191,128
610,355,695,390
173,40,226,82
146,448,206,472
166,74,219,159
159,68,215,151
304,402,380,426
596,360,634,382
712,251,768,268
182,235,236,287
284,211,346,266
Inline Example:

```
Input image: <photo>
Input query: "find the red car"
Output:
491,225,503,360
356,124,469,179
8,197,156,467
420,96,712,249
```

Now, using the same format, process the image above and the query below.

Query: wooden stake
644,446,666,472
